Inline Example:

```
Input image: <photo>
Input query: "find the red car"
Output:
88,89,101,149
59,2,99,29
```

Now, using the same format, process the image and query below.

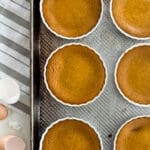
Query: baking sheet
31,0,150,149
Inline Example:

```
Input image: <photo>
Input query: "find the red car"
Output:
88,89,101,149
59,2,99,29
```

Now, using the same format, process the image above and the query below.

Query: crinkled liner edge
44,43,107,107
114,43,150,107
39,117,103,150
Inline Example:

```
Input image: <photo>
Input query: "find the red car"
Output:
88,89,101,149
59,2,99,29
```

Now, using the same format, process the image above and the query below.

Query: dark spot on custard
132,126,143,132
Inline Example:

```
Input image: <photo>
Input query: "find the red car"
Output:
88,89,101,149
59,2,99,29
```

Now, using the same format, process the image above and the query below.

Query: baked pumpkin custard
112,0,150,38
41,119,101,150
45,44,106,105
42,0,102,38
116,45,150,105
115,117,150,150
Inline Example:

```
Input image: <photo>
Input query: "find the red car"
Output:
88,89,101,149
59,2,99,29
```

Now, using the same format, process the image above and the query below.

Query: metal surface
31,0,150,150
31,0,40,149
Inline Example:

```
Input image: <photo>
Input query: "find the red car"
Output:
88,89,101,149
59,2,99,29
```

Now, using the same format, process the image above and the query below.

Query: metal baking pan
31,0,150,150
31,0,40,149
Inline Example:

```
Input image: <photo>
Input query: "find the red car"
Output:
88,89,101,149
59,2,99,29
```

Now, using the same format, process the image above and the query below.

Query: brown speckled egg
0,104,8,120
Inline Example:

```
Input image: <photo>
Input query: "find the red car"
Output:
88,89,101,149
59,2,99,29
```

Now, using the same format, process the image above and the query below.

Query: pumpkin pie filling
116,117,150,150
112,0,150,38
116,45,150,105
45,44,106,105
42,119,101,150
42,0,102,37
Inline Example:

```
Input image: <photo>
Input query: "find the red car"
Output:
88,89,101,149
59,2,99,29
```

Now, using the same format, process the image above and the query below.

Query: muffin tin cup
44,43,107,107
40,0,104,40
110,0,150,40
114,43,150,107
39,117,103,150
113,115,150,150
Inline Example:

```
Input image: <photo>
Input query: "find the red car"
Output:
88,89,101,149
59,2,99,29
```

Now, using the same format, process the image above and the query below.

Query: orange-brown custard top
112,0,150,38
42,119,101,150
46,44,106,105
42,0,101,37
117,45,150,105
116,117,150,150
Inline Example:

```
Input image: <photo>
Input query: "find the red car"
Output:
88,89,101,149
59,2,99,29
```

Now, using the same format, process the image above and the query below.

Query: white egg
0,78,20,104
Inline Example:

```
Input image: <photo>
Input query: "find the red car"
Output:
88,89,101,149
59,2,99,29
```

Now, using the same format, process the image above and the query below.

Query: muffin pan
31,0,150,149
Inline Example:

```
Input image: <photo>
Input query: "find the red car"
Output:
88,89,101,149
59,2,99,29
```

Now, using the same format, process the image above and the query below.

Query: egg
0,78,20,104
0,104,8,120
0,135,25,150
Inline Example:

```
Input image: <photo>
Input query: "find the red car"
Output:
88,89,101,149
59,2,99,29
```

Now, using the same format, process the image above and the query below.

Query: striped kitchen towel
0,0,30,114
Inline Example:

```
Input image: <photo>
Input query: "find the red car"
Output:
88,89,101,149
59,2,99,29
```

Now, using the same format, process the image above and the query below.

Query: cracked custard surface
42,0,101,37
45,44,106,105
